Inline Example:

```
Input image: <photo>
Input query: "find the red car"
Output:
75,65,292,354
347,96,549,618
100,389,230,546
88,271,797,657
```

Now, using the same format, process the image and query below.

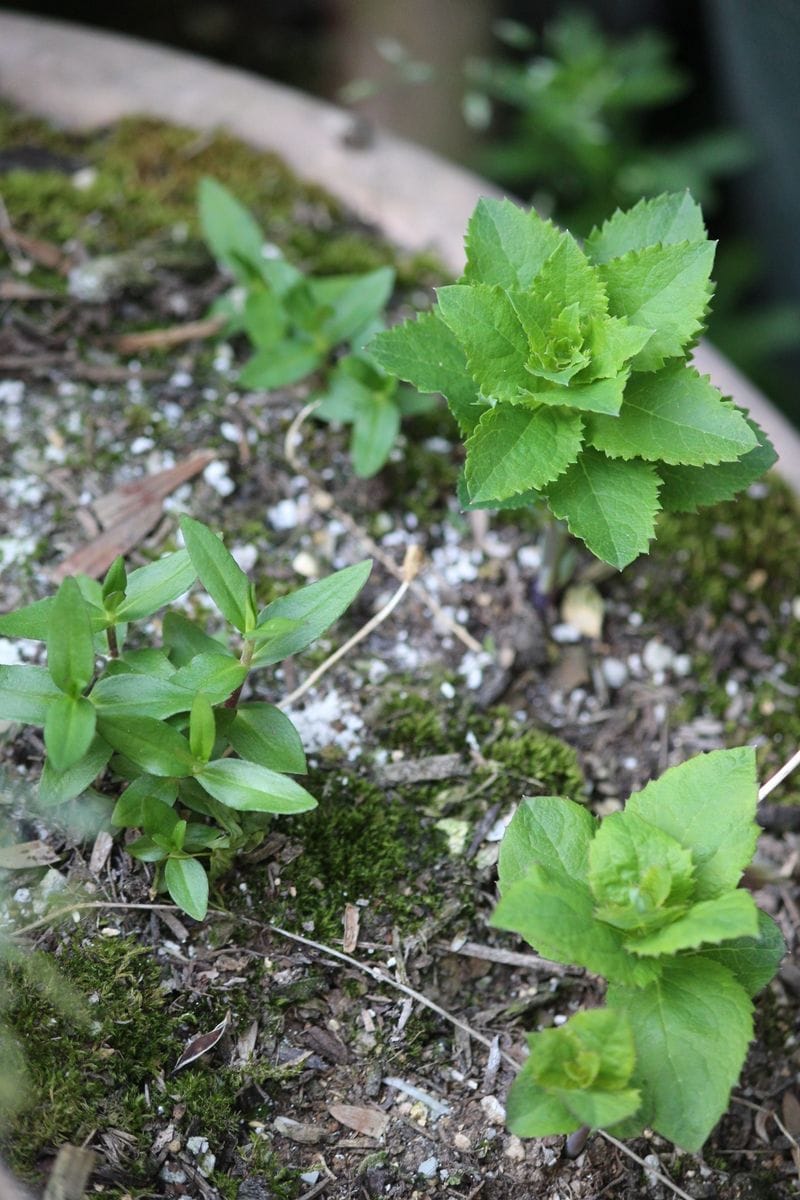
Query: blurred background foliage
2,0,798,412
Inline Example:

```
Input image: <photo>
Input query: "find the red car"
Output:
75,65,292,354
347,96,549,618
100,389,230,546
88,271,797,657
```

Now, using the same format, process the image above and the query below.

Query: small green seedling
492,747,784,1150
198,177,431,476
371,192,776,569
0,517,371,920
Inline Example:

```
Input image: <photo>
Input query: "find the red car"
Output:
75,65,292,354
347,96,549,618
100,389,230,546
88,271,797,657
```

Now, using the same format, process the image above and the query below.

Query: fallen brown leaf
115,315,225,354
782,1091,800,1139
342,902,360,954
173,1012,230,1072
0,841,60,869
328,1103,389,1140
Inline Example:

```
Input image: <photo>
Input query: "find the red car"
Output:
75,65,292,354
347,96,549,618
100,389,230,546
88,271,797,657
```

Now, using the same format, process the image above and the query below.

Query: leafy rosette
371,192,776,568
492,747,784,1149
507,1009,641,1137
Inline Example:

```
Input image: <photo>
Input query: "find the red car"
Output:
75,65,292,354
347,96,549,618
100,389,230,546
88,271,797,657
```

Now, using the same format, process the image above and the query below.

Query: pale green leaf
515,374,626,416
563,1087,642,1131
351,395,401,478
626,747,758,900
506,1070,581,1137
170,654,248,705
585,193,707,265
228,702,307,774
315,267,395,344
437,283,530,404
189,694,216,764
546,448,661,569
252,560,371,666
198,177,265,283
464,404,583,502
44,695,97,774
689,909,785,996
0,665,62,725
48,577,95,696
0,597,56,641
498,795,597,891
587,366,757,466
114,550,196,622
165,856,209,921
629,890,759,956
607,958,753,1150
238,340,321,389
197,758,317,813
600,240,715,371
528,235,607,321
657,414,776,512
588,811,694,934
179,516,254,633
242,288,287,348
463,197,564,289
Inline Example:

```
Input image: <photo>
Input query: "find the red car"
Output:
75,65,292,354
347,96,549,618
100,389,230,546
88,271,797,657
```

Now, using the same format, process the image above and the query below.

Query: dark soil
0,107,799,1200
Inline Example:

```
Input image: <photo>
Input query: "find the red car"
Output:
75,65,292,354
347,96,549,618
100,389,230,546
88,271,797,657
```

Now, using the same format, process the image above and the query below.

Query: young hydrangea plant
198,178,432,477
370,192,776,568
0,516,371,920
492,747,785,1150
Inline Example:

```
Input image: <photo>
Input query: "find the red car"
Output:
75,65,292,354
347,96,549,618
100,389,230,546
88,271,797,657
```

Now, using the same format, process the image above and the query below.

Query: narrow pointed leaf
44,695,97,773
228,702,307,774
0,665,62,724
114,549,196,621
189,694,216,764
197,758,317,813
165,856,209,921
179,516,254,633
98,716,197,777
198,177,265,283
38,736,112,806
90,675,194,719
252,560,371,666
48,577,95,696
170,653,247,704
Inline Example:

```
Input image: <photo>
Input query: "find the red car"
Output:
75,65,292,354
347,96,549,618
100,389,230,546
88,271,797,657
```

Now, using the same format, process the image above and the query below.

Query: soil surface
1,109,799,1200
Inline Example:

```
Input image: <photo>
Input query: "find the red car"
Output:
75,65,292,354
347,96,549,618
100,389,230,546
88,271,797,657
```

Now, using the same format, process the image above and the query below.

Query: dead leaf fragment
561,583,604,639
0,840,60,869
173,1012,230,1072
342,902,360,954
329,1103,389,1140
782,1091,800,1139
88,830,114,875
115,315,225,354
42,1144,95,1200
273,1116,330,1144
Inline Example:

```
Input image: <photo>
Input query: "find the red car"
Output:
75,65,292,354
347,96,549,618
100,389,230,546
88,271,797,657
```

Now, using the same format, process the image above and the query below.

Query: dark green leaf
315,267,395,344
689,909,785,996
38,736,112,807
111,776,177,827
179,516,255,633
0,665,62,725
48,577,95,696
170,653,248,704
44,695,97,774
197,759,317,813
126,835,168,863
239,340,322,389
228,702,307,774
162,612,227,667
90,675,194,719
98,716,197,777
114,550,196,622
165,856,209,920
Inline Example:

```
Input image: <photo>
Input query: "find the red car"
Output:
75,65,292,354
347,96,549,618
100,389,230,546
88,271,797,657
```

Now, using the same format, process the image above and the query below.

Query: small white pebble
203,460,235,497
220,421,241,443
440,681,456,700
417,1157,438,1178
673,653,692,677
551,622,582,644
130,436,154,455
480,1095,506,1125
643,639,674,674
601,657,627,689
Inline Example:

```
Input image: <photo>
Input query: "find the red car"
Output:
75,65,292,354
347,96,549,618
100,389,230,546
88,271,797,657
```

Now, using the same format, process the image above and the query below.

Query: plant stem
535,515,568,608
106,625,119,659
224,638,254,709
564,1125,591,1158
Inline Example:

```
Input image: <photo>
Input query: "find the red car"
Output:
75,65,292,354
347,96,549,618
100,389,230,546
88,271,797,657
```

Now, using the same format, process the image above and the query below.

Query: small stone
159,1164,187,1184
601,657,628,689
551,622,582,644
273,1115,328,1144
292,551,319,578
186,1136,208,1156
643,638,674,674
504,1135,525,1161
130,436,154,455
453,1133,471,1152
480,1095,506,1125
417,1156,438,1178
673,653,692,677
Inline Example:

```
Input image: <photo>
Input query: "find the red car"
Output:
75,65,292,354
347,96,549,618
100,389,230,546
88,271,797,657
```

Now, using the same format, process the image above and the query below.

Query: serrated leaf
90,675,193,719
457,470,541,511
351,394,401,478
98,716,197,777
251,560,371,666
689,909,785,996
547,448,661,569
437,283,530,404
0,665,62,725
585,317,654,381
626,747,758,901
587,366,757,466
585,193,707,265
657,414,776,512
498,795,597,892
197,758,317,813
528,235,607,321
198,177,265,284
44,694,97,774
165,856,209,921
516,374,626,416
170,654,247,705
38,736,112,806
599,240,715,371
114,550,196,622
629,890,759,956
228,703,307,774
463,197,564,289
238,340,321,389
464,404,583,502
179,516,254,633
491,864,658,986
607,958,753,1150
189,694,216,764
588,811,694,935
369,312,481,434
48,577,95,696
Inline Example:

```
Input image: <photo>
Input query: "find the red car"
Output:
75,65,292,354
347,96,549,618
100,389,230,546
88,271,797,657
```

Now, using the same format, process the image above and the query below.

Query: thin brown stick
597,1131,697,1200
8,900,217,939
115,316,226,354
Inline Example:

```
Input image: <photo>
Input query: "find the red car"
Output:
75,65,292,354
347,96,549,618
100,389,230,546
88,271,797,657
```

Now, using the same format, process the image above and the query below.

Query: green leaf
457,471,541,511
527,235,607,323
547,448,661,569
491,864,658,986
0,665,62,724
506,1071,581,1137
141,795,181,840
437,283,531,405
516,374,626,416
189,694,216,764
197,758,317,813
164,857,209,921
114,649,175,679
179,516,255,633
111,776,177,827
162,612,226,667
607,958,753,1150
629,890,759,956
90,675,193,719
585,193,707,265
0,597,56,641
463,197,564,289
238,340,322,389
252,560,371,666
599,240,715,371
315,267,395,343
114,550,196,622
625,747,758,901
101,556,127,604
44,695,97,774
498,795,597,891
227,702,307,774
242,288,287,348
198,177,265,283
48,577,95,696
98,716,197,777
170,654,248,705
369,312,481,434
38,736,112,806
588,811,694,934
351,395,401,478
689,909,785,996
464,404,583,502
126,835,168,863
657,414,776,513
587,366,757,466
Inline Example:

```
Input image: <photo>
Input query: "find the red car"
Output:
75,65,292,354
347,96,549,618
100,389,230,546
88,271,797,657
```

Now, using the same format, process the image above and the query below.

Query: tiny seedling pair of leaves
0,514,372,921
493,747,784,1150
198,177,414,477
371,192,776,568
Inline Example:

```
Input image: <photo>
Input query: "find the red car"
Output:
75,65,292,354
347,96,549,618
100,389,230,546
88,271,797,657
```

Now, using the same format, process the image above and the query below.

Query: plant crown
371,192,776,569
492,747,785,1150
198,177,433,478
0,517,371,920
